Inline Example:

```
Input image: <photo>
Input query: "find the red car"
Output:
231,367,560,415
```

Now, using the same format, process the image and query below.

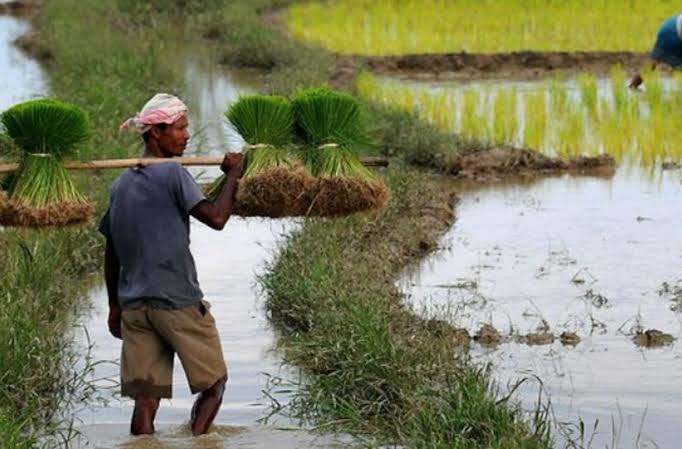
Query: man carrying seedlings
630,14,682,88
100,93,244,436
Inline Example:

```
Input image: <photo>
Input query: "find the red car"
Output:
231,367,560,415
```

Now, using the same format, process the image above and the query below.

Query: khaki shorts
120,300,227,398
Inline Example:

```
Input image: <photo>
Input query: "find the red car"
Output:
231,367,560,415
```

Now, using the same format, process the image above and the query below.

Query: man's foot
190,375,227,436
131,396,161,435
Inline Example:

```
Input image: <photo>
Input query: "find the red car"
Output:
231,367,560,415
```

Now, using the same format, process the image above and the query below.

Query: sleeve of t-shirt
98,208,112,240
172,164,207,214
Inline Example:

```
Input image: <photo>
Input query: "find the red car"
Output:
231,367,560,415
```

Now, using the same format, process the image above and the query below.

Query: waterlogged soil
358,51,651,81
400,168,682,448
72,49,346,448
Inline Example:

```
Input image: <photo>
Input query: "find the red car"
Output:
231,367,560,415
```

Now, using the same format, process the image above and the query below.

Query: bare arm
104,238,122,339
630,59,659,89
190,153,244,231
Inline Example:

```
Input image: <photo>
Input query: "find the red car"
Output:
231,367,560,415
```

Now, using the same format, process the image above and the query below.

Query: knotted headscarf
120,93,188,134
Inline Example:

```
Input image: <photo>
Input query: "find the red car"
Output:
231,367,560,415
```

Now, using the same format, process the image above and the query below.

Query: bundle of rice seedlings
292,86,389,216
0,98,93,227
207,95,314,218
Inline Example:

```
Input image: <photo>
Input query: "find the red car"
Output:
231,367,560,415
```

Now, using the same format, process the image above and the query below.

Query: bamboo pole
0,156,389,174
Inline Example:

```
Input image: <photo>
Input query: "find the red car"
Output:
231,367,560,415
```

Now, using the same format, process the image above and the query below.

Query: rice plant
227,95,293,148
207,95,295,199
292,86,373,177
293,86,371,147
523,92,547,150
578,73,598,118
0,98,92,226
288,0,673,55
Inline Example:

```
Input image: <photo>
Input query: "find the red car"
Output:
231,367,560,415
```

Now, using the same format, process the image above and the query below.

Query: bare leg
190,375,227,436
130,396,161,435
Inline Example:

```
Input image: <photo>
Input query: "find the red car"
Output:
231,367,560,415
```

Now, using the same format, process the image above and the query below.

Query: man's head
121,93,190,157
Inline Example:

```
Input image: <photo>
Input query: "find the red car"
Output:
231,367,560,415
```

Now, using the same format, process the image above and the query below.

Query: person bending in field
100,93,244,436
630,14,682,89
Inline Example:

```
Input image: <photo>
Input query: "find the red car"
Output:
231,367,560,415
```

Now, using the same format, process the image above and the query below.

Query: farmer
100,93,244,436
630,14,682,88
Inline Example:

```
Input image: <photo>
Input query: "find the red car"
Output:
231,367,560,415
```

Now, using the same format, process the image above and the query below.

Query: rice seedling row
288,0,677,55
358,70,682,166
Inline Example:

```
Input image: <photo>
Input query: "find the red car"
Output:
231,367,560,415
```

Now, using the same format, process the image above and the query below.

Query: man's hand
221,153,244,177
629,73,644,90
108,307,122,339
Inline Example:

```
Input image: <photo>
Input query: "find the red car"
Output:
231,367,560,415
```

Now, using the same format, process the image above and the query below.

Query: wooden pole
0,156,389,174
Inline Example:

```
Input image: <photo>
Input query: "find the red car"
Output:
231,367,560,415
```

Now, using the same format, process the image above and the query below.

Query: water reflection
359,71,682,168
0,15,47,113
401,169,682,448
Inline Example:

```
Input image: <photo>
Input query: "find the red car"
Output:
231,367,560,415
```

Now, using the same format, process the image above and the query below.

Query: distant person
100,93,244,436
630,14,682,88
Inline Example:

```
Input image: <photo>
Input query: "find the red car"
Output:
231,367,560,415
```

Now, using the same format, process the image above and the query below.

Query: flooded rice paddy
359,71,682,167
402,170,682,447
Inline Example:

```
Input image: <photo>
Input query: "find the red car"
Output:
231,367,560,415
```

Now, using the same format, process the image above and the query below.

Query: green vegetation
261,169,552,448
292,86,372,177
288,0,674,55
1,99,90,210
3,0,553,447
0,0,179,445
358,70,682,166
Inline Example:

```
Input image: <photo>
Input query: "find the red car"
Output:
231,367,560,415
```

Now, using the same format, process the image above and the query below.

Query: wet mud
359,51,651,81
455,147,615,182
633,329,675,348
0,0,38,17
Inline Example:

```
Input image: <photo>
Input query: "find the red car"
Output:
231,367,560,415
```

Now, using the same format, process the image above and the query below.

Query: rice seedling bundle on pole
293,86,389,217
207,95,314,218
0,98,93,227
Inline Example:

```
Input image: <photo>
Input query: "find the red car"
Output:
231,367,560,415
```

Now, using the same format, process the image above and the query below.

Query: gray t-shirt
99,162,206,309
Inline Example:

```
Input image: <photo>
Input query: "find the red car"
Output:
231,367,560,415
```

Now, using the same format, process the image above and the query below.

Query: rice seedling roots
234,166,315,218
307,176,390,217
0,191,93,227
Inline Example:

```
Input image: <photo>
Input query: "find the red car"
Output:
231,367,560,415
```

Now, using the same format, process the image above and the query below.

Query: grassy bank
0,1,181,446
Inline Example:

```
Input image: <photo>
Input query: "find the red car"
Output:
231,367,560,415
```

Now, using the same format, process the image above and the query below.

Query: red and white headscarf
120,93,188,134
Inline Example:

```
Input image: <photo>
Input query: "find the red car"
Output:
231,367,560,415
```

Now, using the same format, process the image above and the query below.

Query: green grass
0,0,181,446
288,0,675,55
261,168,552,448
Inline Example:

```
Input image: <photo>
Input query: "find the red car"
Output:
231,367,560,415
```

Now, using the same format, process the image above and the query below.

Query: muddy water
72,53,346,447
402,168,682,448
0,14,47,114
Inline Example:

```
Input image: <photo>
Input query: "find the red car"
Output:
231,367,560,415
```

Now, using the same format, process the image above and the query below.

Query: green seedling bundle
207,95,314,218
210,88,389,218
293,86,389,216
0,98,93,227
